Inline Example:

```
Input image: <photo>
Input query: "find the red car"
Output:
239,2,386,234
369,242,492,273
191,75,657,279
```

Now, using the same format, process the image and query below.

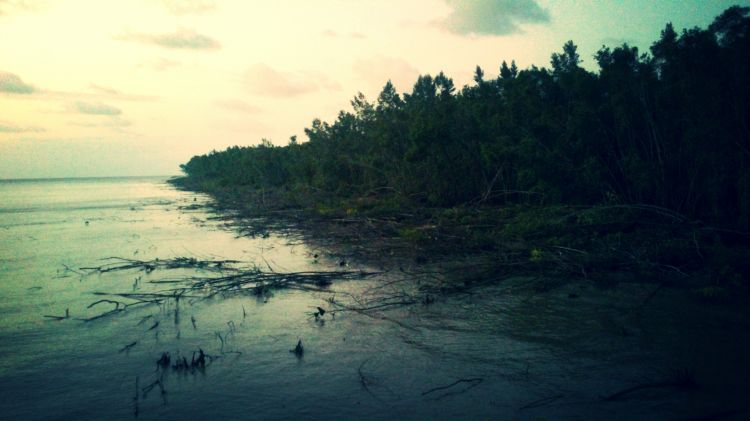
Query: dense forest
179,7,750,230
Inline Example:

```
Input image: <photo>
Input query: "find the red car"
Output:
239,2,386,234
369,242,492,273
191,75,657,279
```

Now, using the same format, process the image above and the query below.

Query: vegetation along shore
172,7,750,298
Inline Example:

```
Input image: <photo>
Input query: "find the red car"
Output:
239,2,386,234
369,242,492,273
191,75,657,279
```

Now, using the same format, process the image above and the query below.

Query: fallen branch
43,308,70,321
79,256,382,321
357,359,383,402
80,256,242,274
119,341,138,353
421,378,483,398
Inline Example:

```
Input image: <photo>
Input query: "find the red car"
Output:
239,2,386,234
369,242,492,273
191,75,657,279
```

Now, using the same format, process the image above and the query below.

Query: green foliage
397,227,430,243
179,7,750,231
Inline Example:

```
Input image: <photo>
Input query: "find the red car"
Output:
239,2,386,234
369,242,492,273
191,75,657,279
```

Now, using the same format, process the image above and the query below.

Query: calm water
0,177,747,419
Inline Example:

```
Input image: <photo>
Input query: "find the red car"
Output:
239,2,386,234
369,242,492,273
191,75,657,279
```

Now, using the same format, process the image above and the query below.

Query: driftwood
421,378,484,400
119,341,138,353
43,308,70,321
81,256,239,273
77,256,382,321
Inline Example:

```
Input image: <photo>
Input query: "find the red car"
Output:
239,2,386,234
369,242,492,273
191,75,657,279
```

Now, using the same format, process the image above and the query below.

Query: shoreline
169,176,750,300
167,176,750,417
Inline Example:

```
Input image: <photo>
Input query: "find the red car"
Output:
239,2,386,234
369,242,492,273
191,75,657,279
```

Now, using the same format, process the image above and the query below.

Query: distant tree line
180,7,750,229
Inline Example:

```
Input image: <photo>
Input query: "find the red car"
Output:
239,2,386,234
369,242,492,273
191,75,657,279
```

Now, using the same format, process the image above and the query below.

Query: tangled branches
81,256,240,274
78,256,382,320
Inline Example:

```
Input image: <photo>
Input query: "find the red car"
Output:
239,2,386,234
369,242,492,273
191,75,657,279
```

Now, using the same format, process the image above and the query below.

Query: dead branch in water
79,256,382,320
80,256,241,274
421,378,484,400
357,359,384,403
43,308,70,321
80,297,154,322
61,264,84,276
119,341,138,353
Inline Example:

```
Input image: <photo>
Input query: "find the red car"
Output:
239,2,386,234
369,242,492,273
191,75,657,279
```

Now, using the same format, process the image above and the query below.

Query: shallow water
0,177,747,420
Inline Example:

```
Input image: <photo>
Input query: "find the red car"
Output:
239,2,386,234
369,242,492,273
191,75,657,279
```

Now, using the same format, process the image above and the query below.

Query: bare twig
119,341,138,353
78,256,382,321
358,359,384,403
421,378,484,398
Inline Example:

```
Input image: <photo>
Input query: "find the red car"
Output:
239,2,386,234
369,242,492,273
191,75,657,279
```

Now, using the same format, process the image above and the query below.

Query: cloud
215,99,262,114
159,0,216,15
69,119,132,128
0,122,44,133
82,84,156,102
118,28,221,50
74,101,122,115
32,86,157,103
0,71,35,94
353,57,420,94
0,0,38,15
244,64,340,98
439,0,550,36
68,117,133,134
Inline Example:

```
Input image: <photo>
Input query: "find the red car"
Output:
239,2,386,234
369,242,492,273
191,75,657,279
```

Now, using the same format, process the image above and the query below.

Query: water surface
0,177,746,420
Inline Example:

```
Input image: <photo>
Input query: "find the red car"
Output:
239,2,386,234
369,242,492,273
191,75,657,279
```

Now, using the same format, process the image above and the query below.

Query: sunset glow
0,0,741,178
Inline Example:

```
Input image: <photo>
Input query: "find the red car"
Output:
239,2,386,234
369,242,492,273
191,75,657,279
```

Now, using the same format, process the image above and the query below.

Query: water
0,177,747,419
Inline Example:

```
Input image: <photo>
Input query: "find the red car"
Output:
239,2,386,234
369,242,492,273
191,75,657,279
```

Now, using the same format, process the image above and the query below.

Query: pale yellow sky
0,0,742,178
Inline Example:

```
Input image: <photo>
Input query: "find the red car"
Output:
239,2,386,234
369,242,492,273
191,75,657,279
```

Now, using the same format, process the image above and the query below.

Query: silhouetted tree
178,7,750,228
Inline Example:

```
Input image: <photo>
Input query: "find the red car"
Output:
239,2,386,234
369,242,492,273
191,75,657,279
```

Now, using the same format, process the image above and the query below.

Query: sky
0,0,746,179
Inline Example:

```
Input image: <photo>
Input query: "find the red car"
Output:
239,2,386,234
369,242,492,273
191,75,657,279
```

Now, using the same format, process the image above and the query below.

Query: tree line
179,7,750,230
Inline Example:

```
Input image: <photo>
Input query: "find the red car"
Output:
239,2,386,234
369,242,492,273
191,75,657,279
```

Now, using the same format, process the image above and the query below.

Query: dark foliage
179,7,750,230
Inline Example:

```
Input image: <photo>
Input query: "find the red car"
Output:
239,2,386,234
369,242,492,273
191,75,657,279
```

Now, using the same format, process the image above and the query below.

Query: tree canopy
180,7,750,230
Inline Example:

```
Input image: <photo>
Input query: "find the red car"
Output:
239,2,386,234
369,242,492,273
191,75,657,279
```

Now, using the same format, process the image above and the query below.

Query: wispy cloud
74,101,122,115
0,122,44,133
117,28,221,50
0,71,35,94
69,118,132,128
353,57,419,94
158,0,216,15
81,84,156,102
31,86,157,104
244,64,340,98
215,99,262,114
68,117,133,134
439,0,550,36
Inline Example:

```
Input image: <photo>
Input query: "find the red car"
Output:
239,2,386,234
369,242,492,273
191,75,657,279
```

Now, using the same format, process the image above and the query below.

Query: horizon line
0,174,181,182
